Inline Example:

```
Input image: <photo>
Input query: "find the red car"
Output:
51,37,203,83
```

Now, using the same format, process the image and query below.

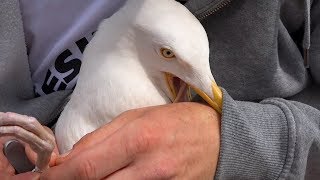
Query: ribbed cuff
214,89,296,179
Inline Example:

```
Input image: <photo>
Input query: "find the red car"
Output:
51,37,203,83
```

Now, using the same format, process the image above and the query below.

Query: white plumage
54,0,222,154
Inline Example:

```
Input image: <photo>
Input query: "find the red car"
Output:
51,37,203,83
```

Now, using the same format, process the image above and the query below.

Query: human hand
0,119,58,179
0,172,40,180
0,112,58,172
42,102,221,180
0,136,39,180
0,136,16,175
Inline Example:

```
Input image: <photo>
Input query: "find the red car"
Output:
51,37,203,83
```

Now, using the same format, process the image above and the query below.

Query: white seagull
0,0,222,172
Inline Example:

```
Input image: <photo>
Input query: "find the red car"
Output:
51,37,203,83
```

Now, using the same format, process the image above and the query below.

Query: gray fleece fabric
0,0,72,125
184,0,320,179
0,0,319,179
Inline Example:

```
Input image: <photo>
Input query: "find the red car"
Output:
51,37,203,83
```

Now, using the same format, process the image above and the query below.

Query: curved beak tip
212,83,223,113
192,82,223,114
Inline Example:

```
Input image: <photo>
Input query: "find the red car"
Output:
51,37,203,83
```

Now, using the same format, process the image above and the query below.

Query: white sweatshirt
19,0,126,96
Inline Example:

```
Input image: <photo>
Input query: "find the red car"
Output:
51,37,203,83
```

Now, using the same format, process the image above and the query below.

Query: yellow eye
160,48,175,59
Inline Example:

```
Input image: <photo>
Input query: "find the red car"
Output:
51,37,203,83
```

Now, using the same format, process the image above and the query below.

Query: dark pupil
166,51,171,56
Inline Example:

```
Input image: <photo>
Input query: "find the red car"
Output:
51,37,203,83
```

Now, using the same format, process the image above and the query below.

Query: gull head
94,0,223,113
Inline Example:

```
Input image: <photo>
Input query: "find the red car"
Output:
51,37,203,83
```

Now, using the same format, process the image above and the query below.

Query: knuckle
4,112,14,120
45,132,56,145
28,116,38,124
48,136,56,147
38,140,54,154
130,131,149,154
77,159,98,180
129,125,158,154
45,141,55,152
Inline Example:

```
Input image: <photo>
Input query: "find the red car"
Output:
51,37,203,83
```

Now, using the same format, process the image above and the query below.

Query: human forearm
41,103,221,179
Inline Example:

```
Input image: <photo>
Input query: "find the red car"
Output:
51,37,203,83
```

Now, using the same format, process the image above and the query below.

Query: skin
0,130,58,179
0,172,39,180
0,102,220,179
0,136,39,180
41,102,221,180
0,137,16,175
0,113,56,172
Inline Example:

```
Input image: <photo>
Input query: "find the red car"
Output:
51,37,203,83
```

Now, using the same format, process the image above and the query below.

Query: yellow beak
165,73,223,114
191,82,222,114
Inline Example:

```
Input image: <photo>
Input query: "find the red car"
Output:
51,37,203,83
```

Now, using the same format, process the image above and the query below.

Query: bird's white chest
78,60,169,124
55,58,169,153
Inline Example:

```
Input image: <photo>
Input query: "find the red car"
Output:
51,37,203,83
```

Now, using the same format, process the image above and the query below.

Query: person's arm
40,89,320,180
215,1,320,178
41,103,221,179
215,89,320,179
43,3,320,180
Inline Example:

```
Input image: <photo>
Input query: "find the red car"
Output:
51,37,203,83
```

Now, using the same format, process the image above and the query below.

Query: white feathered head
88,0,222,113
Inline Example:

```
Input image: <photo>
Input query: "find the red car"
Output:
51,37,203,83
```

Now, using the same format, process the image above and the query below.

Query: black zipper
197,0,232,20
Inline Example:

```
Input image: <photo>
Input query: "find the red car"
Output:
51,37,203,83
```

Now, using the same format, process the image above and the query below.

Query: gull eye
160,48,176,59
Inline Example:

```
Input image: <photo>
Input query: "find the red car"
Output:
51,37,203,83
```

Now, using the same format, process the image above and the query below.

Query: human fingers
0,171,40,180
41,122,140,180
0,137,16,175
25,126,59,167
44,102,220,179
106,103,221,180
0,113,55,143
0,112,55,171
55,107,152,165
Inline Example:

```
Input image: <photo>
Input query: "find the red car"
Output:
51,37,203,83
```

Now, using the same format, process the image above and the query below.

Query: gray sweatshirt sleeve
213,1,320,179
310,0,320,83
0,0,72,125
215,89,320,180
